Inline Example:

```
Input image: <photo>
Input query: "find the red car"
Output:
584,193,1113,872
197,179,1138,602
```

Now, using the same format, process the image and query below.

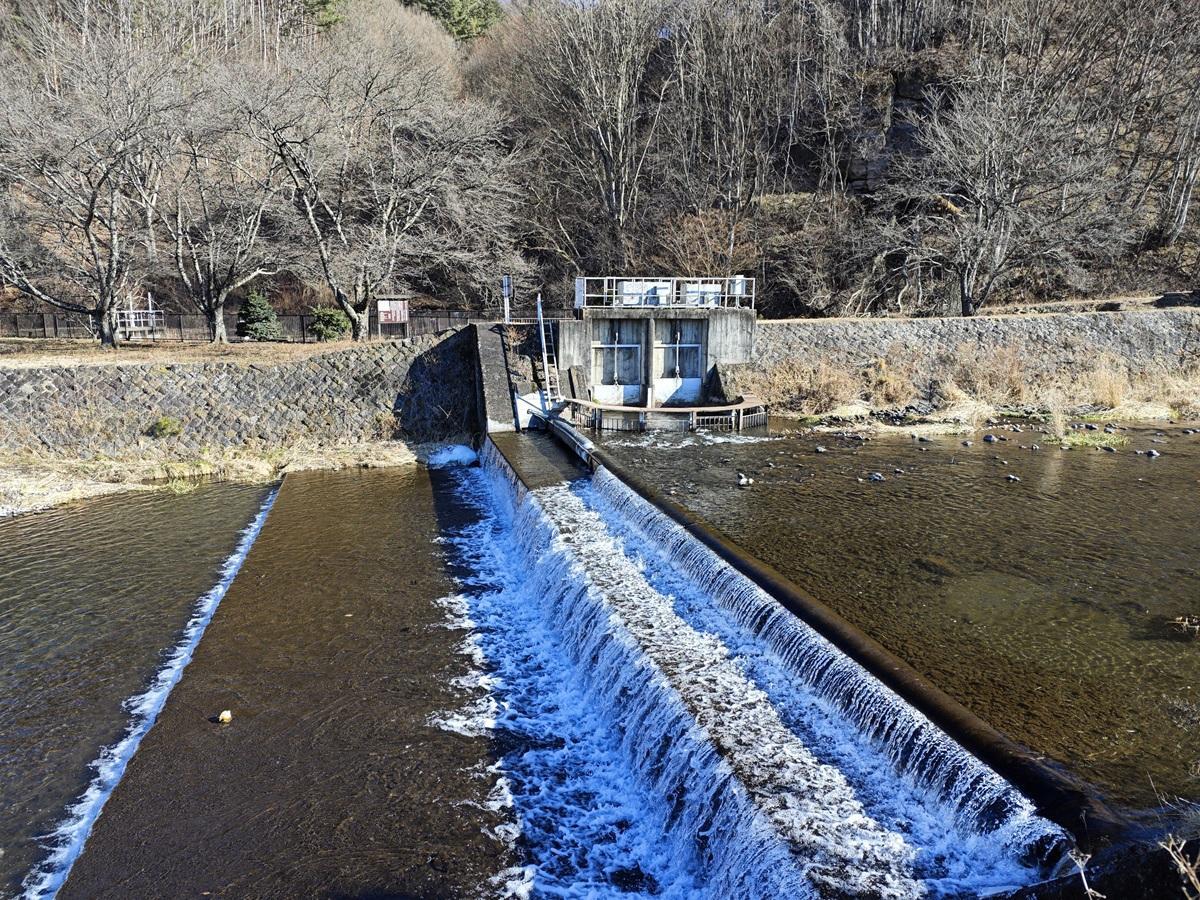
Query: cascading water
581,468,1073,879
435,441,1072,898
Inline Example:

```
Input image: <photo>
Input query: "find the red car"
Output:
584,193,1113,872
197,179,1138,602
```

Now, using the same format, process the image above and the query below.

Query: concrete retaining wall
0,330,478,459
754,309,1200,373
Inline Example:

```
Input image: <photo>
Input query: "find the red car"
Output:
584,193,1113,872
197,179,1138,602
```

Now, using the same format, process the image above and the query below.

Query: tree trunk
961,296,976,316
349,307,369,342
209,291,230,344
211,310,228,344
95,307,119,348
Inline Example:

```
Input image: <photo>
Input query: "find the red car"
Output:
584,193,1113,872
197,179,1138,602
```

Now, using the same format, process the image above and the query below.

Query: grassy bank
737,344,1200,429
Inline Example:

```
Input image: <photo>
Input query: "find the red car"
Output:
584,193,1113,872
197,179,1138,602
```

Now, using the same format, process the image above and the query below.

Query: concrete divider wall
0,329,478,458
754,309,1200,372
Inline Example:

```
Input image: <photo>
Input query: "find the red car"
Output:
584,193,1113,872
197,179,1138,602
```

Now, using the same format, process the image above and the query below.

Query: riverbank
0,439,472,518
726,308,1200,429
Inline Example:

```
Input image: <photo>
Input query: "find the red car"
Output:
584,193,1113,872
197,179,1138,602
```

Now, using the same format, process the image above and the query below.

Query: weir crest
435,439,1074,896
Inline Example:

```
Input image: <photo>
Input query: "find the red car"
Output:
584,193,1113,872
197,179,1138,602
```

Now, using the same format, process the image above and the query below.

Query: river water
594,422,1200,815
0,483,273,898
6,424,1190,896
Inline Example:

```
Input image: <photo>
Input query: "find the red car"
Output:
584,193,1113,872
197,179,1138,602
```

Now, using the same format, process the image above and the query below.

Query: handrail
574,276,756,310
559,395,765,415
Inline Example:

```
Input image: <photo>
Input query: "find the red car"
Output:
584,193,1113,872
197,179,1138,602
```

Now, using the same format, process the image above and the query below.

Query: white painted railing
574,276,755,310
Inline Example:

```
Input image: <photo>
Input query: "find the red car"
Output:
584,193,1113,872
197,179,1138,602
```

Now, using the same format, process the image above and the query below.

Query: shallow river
0,483,272,898
595,422,1200,813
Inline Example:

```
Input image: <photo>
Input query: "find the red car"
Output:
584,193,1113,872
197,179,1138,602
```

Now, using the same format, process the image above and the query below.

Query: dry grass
741,359,861,414
0,439,427,518
1085,354,1129,409
0,337,360,370
1045,390,1068,440
864,347,919,406
757,342,1200,424
1161,835,1200,899
942,343,1032,406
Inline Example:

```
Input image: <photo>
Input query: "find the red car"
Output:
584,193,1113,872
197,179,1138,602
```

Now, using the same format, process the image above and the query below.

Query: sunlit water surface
595,422,1200,813
0,483,272,897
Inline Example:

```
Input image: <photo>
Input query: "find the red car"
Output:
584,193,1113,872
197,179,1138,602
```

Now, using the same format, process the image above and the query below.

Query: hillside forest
0,0,1198,343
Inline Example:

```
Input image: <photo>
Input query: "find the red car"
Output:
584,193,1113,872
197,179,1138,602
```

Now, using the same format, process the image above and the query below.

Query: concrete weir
55,467,513,899
533,418,1126,849
481,429,1079,896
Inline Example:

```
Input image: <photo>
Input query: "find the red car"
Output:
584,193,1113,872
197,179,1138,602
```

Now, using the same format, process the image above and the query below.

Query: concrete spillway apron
527,414,1129,851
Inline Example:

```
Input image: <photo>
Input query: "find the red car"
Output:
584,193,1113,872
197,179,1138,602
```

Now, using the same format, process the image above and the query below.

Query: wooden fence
0,309,472,343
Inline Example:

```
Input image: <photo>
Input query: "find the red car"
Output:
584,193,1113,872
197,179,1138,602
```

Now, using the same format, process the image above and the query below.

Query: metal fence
573,276,756,310
0,309,472,343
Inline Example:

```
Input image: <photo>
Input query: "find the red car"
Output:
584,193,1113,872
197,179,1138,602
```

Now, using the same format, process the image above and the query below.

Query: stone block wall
754,309,1200,374
0,330,478,459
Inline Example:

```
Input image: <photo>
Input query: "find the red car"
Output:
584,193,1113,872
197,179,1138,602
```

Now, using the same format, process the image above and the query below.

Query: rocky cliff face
845,63,937,194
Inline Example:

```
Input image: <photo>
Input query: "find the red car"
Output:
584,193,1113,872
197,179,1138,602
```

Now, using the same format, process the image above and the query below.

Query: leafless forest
0,0,1198,343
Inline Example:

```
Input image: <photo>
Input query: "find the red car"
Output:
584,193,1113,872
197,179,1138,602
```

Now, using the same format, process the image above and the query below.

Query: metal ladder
535,294,562,408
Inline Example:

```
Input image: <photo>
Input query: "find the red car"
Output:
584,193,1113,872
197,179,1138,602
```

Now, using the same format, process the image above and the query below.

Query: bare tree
141,63,293,343
0,17,184,346
481,0,670,272
251,1,520,340
876,61,1123,315
652,0,784,272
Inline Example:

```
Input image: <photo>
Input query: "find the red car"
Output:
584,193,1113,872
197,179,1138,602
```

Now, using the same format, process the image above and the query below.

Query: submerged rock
914,556,961,578
868,472,885,482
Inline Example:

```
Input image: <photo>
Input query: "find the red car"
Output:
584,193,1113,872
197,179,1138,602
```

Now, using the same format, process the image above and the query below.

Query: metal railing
561,396,767,433
574,276,755,310
0,309,470,343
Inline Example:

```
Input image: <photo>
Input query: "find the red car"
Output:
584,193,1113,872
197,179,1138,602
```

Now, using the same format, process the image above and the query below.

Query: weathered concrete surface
754,309,1200,372
60,467,512,899
0,329,478,458
556,307,756,404
473,323,517,432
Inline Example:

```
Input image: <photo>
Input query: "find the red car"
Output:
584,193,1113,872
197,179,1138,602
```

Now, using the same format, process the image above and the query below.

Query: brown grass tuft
1084,355,1129,409
943,343,1031,406
865,349,918,406
743,360,860,414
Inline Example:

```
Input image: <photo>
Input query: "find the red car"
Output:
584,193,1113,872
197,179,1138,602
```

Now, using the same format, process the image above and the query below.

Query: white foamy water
436,439,1072,898
20,489,279,900
602,429,779,451
434,466,717,897
581,467,1072,893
